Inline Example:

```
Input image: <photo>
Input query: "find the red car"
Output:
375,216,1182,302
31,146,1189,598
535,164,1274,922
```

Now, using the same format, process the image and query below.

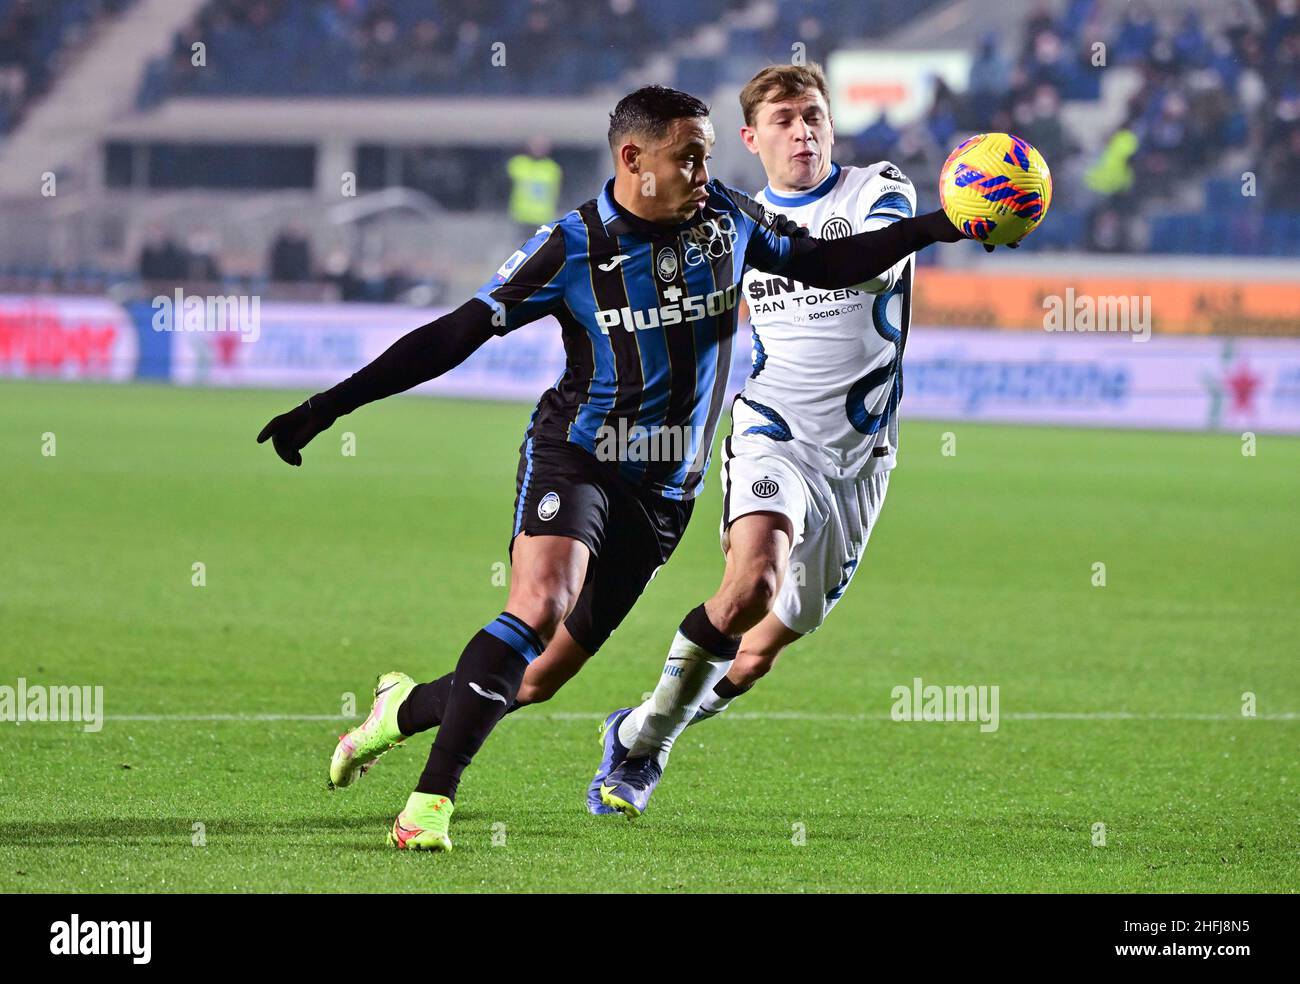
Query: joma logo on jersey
595,283,739,334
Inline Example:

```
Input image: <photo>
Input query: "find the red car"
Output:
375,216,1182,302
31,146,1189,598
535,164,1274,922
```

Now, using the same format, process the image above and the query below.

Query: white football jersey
740,161,917,479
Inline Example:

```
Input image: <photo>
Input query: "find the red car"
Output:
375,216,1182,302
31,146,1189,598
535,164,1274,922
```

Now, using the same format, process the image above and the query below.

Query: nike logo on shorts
469,682,509,705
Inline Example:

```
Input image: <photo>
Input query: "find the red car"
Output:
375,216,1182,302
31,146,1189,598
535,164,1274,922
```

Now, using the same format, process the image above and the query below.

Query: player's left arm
257,223,568,466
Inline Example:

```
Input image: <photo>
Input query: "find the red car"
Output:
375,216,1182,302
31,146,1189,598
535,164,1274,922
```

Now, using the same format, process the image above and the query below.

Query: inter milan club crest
751,477,779,499
656,246,679,282
820,216,853,240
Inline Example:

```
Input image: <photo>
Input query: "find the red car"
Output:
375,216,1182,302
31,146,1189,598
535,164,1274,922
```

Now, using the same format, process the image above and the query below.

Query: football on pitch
939,132,1053,245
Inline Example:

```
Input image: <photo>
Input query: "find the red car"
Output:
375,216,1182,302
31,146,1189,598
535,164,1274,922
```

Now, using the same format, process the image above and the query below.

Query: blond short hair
738,62,831,127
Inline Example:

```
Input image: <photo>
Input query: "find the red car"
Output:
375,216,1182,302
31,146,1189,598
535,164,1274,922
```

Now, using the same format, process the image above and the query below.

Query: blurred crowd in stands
134,0,942,105
0,0,135,134
841,0,1300,253
2,0,1298,297
136,0,735,103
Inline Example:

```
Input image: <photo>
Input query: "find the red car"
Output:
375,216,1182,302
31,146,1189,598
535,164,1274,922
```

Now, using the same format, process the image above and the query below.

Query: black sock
681,603,741,658
397,674,454,735
691,669,752,725
416,613,543,801
713,675,748,700
398,673,527,736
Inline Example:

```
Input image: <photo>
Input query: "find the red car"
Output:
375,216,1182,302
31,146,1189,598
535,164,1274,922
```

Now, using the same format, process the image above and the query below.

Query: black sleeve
775,210,961,289
310,298,497,417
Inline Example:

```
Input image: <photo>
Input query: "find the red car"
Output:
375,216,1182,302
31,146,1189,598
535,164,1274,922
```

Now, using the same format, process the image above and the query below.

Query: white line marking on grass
997,712,1299,721
107,714,351,722
104,711,1299,723
539,711,1300,722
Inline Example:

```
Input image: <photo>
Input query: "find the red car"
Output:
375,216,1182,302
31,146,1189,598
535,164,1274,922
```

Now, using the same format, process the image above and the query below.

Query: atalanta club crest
656,246,678,282
537,491,560,521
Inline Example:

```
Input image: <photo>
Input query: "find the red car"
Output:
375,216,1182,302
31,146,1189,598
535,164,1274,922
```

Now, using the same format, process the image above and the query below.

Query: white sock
618,629,733,766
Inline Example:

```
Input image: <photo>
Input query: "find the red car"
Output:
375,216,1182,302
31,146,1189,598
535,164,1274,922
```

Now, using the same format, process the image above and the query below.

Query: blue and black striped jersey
474,176,797,500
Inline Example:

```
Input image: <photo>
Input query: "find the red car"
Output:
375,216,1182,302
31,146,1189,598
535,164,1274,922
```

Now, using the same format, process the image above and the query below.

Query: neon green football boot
388,792,454,852
328,671,416,789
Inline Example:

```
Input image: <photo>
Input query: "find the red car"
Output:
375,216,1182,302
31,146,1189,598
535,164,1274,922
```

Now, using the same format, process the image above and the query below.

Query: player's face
747,91,834,191
635,116,715,223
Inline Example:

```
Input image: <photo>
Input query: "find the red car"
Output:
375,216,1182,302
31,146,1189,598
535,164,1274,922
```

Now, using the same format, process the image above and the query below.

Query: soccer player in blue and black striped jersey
257,84,965,851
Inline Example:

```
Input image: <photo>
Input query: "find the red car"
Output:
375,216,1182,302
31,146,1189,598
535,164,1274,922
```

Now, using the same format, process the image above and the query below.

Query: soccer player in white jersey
591,61,921,816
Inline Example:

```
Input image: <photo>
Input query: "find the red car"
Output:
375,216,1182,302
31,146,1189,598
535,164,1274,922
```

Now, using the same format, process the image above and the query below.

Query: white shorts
719,429,890,636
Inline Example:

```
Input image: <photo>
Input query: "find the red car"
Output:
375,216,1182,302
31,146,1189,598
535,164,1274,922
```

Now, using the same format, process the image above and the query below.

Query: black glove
256,395,337,466
771,212,810,239
924,210,1020,250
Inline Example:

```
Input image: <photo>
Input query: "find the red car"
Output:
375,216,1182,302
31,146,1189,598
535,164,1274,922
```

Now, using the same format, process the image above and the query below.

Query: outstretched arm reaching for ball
256,298,497,466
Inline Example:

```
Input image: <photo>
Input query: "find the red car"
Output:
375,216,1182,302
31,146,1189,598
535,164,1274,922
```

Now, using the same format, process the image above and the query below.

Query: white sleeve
851,162,918,294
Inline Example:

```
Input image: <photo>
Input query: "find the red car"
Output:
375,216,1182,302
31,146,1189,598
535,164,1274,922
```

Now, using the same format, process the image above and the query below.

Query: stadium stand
0,0,137,134
134,0,949,103
128,0,1300,262
837,0,1300,255
0,0,1296,300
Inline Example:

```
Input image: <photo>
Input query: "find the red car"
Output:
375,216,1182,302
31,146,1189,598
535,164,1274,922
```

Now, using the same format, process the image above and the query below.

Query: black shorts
511,436,693,654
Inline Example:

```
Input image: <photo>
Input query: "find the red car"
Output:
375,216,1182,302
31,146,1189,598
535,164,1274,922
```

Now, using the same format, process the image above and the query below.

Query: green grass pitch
1,380,1296,893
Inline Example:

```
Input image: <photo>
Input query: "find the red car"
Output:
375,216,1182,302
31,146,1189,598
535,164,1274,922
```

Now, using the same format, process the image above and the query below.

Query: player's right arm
851,162,920,293
722,182,962,289
778,209,961,288
257,223,567,466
